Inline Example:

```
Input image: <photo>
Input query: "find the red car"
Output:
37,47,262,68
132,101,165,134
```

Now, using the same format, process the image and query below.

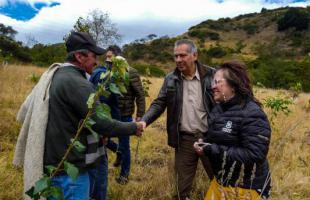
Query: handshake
134,120,147,137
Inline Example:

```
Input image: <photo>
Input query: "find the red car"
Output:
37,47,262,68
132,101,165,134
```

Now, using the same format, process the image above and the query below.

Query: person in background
113,46,146,184
194,61,271,200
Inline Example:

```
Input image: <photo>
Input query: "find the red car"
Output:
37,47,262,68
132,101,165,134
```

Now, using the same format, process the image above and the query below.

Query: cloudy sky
0,0,309,46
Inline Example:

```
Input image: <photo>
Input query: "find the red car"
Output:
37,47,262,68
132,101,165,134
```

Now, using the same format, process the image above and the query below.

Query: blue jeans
118,116,132,177
89,154,108,200
48,172,89,200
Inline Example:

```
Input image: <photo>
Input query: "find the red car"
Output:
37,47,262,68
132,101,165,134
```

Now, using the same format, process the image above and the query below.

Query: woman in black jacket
194,61,271,200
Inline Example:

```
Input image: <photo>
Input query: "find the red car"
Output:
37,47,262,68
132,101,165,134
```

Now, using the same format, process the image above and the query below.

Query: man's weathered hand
140,121,147,130
135,122,145,137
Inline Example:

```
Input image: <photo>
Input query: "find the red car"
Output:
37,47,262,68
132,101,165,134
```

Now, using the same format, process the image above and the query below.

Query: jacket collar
220,95,251,111
62,63,88,79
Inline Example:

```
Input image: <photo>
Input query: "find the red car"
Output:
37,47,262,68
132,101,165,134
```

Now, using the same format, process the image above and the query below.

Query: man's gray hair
174,39,197,54
66,49,90,62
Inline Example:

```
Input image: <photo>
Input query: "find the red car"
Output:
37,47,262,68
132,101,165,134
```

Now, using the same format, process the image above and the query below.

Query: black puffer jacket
203,95,271,198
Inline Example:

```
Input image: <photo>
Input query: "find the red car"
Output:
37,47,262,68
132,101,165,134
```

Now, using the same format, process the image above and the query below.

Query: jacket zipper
176,77,183,150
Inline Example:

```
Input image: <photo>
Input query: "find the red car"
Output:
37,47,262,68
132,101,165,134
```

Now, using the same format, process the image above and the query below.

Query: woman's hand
193,138,211,156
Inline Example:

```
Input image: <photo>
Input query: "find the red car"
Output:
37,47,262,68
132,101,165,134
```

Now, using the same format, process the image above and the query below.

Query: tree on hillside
73,17,91,33
277,8,310,31
147,34,157,41
30,43,66,66
68,9,121,48
0,23,31,62
0,23,17,39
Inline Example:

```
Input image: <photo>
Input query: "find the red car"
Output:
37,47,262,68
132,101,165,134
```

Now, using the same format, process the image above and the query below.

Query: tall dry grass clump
0,65,309,199
0,65,45,199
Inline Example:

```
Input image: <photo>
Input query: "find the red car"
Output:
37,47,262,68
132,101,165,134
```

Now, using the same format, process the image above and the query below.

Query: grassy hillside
123,7,310,93
0,65,309,199
188,6,310,60
124,7,310,69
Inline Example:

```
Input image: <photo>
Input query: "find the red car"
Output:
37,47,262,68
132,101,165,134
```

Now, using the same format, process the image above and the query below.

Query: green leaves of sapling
99,71,110,82
109,83,122,95
85,118,99,142
26,186,40,200
34,176,51,195
118,84,127,94
96,103,112,120
64,161,79,181
87,93,96,109
109,56,129,95
98,85,111,98
41,186,64,200
45,165,57,175
124,72,129,86
70,139,86,153
25,176,51,199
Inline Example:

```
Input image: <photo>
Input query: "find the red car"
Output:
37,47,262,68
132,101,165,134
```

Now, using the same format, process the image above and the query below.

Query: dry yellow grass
0,65,309,200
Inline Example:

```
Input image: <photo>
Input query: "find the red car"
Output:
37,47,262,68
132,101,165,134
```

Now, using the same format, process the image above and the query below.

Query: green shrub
242,23,259,35
263,95,293,125
261,8,268,13
132,64,166,77
289,82,303,99
247,56,310,92
207,20,225,30
28,73,40,83
141,78,152,97
30,43,66,67
277,8,310,31
234,41,246,53
206,32,220,40
207,46,226,58
188,29,220,41
189,19,227,31
198,48,212,64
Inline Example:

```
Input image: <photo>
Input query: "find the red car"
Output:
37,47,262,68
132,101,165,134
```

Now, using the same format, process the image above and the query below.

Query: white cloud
0,0,309,45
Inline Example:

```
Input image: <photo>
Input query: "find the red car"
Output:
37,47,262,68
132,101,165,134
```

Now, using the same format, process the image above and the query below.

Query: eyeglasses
211,78,225,87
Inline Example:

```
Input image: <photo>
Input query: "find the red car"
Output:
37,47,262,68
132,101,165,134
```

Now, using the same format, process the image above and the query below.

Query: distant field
0,65,309,200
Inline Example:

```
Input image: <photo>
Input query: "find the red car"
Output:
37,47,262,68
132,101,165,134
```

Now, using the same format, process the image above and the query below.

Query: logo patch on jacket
222,121,232,133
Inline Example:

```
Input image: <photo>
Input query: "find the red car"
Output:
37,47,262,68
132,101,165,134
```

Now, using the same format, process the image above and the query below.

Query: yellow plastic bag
205,179,262,200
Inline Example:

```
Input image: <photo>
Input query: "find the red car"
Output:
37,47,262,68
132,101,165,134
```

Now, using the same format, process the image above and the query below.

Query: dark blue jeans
89,154,108,200
119,116,132,177
48,172,89,200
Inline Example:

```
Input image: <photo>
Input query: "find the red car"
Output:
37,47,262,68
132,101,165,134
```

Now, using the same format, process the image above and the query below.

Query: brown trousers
174,134,213,200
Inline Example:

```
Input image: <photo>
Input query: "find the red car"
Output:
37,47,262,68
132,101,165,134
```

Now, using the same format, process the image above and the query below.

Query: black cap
66,32,105,55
